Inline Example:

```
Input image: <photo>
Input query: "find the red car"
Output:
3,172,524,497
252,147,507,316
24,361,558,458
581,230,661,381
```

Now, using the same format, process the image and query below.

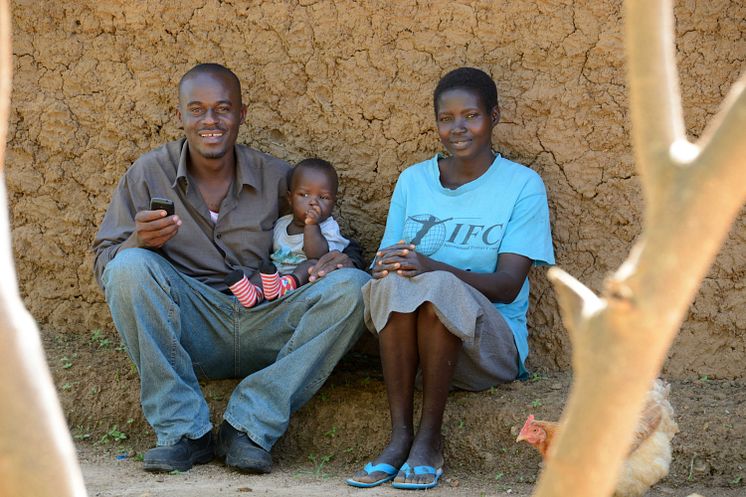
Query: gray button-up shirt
93,139,291,291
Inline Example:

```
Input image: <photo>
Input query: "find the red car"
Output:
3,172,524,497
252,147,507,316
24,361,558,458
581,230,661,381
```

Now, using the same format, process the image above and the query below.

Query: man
92,63,369,474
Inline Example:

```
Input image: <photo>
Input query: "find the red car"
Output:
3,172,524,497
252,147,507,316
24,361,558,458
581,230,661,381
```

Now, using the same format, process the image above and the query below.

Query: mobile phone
150,197,175,217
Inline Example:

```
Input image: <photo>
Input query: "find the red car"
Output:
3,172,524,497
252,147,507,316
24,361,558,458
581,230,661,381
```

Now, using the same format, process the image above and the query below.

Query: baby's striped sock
225,270,264,308
260,262,281,301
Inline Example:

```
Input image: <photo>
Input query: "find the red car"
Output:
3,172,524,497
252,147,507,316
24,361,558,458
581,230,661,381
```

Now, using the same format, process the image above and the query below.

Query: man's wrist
122,231,144,250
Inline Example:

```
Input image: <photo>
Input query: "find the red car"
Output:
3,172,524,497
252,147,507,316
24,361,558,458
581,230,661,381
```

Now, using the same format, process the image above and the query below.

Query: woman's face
435,88,497,161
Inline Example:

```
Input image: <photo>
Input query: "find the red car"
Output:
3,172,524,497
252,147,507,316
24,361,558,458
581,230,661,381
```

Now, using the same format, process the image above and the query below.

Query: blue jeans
102,248,369,450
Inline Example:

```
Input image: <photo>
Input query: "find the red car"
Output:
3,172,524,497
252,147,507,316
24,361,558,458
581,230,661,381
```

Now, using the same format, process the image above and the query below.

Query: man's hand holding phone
132,198,181,249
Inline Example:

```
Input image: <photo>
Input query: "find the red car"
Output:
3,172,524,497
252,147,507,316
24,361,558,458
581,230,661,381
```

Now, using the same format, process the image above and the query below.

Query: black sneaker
143,432,215,472
216,421,272,474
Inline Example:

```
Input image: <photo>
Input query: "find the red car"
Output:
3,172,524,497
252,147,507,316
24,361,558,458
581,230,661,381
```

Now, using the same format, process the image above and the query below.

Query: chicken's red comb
519,414,535,433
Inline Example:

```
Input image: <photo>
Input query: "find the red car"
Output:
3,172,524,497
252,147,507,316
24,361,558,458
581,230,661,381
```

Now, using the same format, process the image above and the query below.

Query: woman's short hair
433,67,498,115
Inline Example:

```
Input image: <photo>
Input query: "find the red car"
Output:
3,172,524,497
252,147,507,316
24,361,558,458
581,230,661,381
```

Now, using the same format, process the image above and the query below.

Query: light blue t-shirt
379,153,555,377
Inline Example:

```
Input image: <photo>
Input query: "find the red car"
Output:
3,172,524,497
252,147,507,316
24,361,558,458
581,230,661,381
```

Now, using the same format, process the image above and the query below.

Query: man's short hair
433,67,499,115
290,158,339,193
179,63,242,102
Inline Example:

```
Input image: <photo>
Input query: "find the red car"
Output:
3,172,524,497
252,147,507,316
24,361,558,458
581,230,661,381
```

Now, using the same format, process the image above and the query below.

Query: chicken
516,379,678,497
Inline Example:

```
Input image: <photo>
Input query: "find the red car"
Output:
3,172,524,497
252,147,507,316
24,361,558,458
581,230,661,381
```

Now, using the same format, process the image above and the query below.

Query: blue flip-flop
345,461,398,488
391,463,444,490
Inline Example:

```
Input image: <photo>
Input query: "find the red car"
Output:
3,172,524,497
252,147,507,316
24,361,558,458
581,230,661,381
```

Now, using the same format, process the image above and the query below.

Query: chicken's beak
516,433,527,443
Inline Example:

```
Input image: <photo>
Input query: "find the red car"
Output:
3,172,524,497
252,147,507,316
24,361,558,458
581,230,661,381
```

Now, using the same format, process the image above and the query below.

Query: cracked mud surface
7,0,745,378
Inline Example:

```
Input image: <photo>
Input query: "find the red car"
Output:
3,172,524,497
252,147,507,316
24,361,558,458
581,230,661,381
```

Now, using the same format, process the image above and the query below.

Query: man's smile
198,130,226,144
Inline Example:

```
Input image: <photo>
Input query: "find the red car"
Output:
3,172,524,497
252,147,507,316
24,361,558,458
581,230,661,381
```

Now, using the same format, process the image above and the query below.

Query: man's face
177,72,246,161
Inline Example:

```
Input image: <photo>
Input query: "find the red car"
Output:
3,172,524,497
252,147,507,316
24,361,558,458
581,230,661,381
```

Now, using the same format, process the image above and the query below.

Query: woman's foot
394,434,444,486
347,436,412,485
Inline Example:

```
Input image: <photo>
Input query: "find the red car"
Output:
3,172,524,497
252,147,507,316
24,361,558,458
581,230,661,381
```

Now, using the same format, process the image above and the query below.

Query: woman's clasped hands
372,240,429,279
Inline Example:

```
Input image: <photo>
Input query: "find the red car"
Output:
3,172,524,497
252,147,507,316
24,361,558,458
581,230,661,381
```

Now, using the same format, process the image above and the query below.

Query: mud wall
6,0,745,378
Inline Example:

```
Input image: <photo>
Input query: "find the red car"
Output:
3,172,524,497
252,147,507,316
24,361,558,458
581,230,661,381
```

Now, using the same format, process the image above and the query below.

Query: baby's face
288,168,336,226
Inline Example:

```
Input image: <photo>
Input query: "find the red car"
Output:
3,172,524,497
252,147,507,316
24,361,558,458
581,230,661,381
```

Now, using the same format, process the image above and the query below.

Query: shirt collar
234,145,260,190
172,139,260,191
173,139,190,189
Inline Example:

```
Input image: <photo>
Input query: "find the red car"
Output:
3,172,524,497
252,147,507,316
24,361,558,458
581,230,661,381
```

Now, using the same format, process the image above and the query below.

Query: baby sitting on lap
226,158,349,307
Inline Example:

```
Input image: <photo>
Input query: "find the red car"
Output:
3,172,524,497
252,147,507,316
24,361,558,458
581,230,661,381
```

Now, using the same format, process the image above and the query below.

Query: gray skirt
362,271,519,390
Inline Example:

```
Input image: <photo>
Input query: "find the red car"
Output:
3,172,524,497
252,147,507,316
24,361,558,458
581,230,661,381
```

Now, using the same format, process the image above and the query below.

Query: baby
226,158,349,308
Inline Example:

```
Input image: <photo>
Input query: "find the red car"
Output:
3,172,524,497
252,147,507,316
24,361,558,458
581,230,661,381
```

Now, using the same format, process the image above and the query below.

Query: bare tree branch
531,1,745,496
546,267,603,343
625,0,685,183
0,0,88,494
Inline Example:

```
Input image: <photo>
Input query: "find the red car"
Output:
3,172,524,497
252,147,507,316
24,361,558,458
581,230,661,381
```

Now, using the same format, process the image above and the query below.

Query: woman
346,67,555,490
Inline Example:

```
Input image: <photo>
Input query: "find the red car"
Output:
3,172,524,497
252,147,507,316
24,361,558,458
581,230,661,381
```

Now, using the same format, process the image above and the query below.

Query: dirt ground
77,446,743,497
46,331,746,497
